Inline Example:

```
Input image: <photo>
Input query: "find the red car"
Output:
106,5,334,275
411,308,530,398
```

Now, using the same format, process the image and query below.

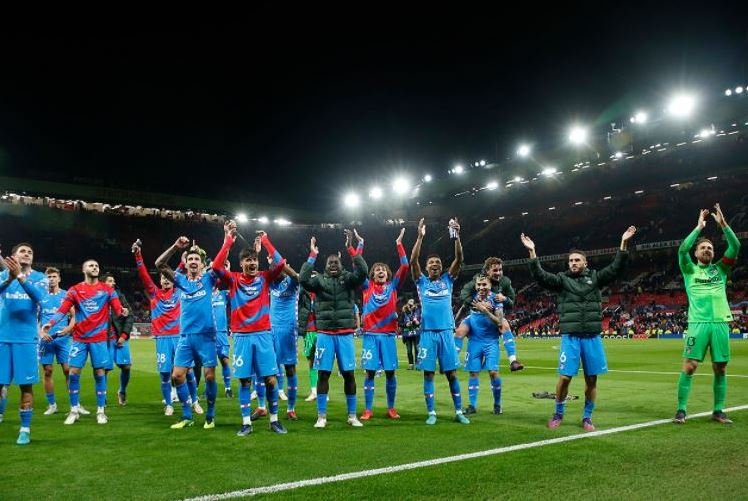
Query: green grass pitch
1,337,746,500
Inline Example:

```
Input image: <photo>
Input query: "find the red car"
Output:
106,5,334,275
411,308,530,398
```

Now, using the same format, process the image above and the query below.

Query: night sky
1,6,746,213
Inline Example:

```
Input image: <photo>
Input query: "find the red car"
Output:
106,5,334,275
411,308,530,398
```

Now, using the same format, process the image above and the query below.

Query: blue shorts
558,334,608,377
155,335,179,373
216,331,231,360
69,340,111,370
361,333,399,371
0,342,39,385
464,339,499,372
174,333,218,369
417,330,458,372
107,339,132,367
232,331,277,379
314,333,356,372
39,336,72,366
273,327,298,366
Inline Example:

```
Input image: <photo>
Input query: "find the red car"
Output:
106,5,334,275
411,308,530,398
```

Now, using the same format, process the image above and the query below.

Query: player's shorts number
70,346,80,358
361,349,373,361
315,347,325,360
417,347,428,361
464,351,470,364
559,352,567,363
233,355,244,367
157,353,166,363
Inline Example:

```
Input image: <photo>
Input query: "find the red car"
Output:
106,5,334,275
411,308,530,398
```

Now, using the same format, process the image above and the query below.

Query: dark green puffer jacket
528,251,629,336
460,274,516,310
299,254,368,332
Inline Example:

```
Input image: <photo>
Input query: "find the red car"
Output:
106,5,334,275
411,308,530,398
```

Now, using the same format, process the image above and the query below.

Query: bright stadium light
614,152,623,159
568,126,587,145
513,176,522,183
258,216,269,224
632,111,648,124
667,93,696,118
736,86,745,95
423,174,433,182
392,177,410,195
274,218,291,226
699,128,715,138
479,160,487,167
486,180,498,190
541,167,557,177
725,89,733,96
343,192,360,208
235,213,248,224
453,165,464,174
369,186,383,200
517,144,531,157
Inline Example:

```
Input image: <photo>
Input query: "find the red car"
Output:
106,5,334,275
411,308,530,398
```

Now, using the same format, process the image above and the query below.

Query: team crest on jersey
373,292,388,303
81,298,99,313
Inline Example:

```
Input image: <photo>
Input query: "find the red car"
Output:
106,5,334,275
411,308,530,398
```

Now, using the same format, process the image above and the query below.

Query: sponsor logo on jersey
184,289,207,300
425,289,449,297
5,291,31,300
81,299,100,313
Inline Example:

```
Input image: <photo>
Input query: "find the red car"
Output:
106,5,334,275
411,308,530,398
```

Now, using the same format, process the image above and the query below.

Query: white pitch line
523,366,748,378
180,404,748,501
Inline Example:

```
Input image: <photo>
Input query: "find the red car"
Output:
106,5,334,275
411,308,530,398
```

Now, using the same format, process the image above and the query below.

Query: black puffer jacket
299,254,368,332
528,251,629,336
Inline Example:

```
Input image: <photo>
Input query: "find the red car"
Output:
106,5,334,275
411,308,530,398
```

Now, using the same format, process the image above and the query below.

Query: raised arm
211,221,238,282
712,204,741,270
679,210,707,274
410,218,425,281
299,237,322,293
257,231,287,282
392,228,410,290
133,241,158,299
448,217,463,279
522,233,564,291
155,236,190,282
597,226,636,286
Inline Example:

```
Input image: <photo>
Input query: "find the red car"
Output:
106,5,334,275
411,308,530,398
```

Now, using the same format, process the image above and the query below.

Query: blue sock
424,378,435,413
94,374,107,408
239,385,252,419
385,376,397,409
268,383,279,416
583,399,595,419
222,364,231,390
277,370,285,393
186,371,198,403
69,374,81,407
346,394,357,415
555,399,566,417
205,379,217,419
119,369,130,395
20,408,32,429
287,375,298,411
449,377,463,411
46,393,56,406
468,376,480,408
491,377,502,407
256,381,267,408
0,386,7,414
364,377,375,411
176,382,193,420
317,393,329,415
160,372,172,405
502,331,516,358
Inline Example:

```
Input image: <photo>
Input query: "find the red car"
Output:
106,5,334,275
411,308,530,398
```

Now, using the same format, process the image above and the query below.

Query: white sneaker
64,411,79,425
44,403,58,415
192,402,204,415
77,405,91,416
314,416,327,428
250,390,258,401
304,390,317,402
347,416,364,427
278,390,288,401
164,405,174,416
96,412,108,424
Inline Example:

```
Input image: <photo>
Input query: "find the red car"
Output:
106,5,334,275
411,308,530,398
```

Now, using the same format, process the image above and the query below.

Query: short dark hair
483,257,502,270
239,248,258,261
103,273,115,281
568,249,587,258
45,267,61,275
11,242,33,255
695,237,713,248
426,253,441,261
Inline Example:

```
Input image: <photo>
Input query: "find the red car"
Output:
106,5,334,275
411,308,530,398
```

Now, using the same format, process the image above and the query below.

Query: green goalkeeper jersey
678,225,741,323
